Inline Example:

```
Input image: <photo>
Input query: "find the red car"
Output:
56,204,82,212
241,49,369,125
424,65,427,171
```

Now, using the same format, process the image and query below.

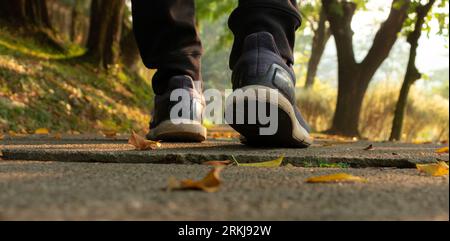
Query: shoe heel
225,85,312,148
147,120,207,142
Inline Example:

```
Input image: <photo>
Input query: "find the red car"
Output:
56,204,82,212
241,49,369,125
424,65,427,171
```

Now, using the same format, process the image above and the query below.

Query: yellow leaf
172,167,223,193
436,147,449,154
8,130,27,137
416,162,449,177
128,131,161,150
35,128,49,135
306,173,368,183
235,155,284,167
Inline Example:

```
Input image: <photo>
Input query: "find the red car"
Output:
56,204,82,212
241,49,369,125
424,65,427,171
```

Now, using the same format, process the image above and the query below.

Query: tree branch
361,0,411,79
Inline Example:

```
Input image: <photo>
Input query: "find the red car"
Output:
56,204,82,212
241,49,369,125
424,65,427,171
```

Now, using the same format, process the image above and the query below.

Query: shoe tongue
243,32,280,55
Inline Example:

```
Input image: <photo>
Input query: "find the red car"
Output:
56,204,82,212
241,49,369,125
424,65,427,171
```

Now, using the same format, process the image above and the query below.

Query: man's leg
131,0,206,142
225,0,313,148
229,0,301,68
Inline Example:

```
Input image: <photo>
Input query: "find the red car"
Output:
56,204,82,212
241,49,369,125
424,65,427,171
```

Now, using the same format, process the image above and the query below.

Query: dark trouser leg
131,0,202,95
228,0,301,68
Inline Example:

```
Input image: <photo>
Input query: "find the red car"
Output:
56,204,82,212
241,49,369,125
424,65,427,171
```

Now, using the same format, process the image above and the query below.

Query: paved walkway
0,161,448,221
0,135,448,220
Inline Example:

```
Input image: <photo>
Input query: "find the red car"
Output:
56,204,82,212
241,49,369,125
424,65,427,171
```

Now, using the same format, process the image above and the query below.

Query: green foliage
196,0,236,23
325,0,368,17
403,0,449,37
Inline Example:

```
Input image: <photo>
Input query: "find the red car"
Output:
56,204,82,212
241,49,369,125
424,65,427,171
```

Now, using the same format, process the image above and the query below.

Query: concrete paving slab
1,137,448,168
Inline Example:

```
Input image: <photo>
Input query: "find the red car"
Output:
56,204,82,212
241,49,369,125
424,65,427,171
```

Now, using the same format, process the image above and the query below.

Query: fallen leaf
171,167,223,192
234,155,284,167
203,160,232,166
0,133,4,140
128,131,161,150
363,144,374,151
103,130,117,139
53,133,62,140
166,176,180,192
35,128,49,135
8,130,27,137
436,147,449,154
412,140,433,144
416,162,449,177
306,173,368,183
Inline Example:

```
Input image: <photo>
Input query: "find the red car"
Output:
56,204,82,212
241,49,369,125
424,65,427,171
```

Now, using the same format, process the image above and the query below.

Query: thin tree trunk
390,0,436,141
85,0,126,69
70,1,82,43
305,9,331,89
0,0,51,29
121,25,140,71
26,0,52,29
0,0,26,25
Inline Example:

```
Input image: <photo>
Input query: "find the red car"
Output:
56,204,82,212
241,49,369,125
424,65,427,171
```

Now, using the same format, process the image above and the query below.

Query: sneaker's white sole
225,85,313,147
147,120,207,142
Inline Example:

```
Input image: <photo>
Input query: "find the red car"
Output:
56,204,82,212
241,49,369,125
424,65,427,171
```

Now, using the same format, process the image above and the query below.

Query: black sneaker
147,75,207,142
225,32,313,148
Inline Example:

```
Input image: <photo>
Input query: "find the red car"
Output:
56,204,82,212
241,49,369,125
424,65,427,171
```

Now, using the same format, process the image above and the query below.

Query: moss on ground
0,27,153,134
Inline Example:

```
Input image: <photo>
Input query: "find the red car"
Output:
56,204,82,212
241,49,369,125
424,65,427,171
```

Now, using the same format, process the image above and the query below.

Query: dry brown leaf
436,147,449,154
416,162,449,177
306,173,368,183
35,128,49,135
103,130,117,139
363,144,374,151
128,131,161,150
171,167,223,192
53,133,62,140
203,160,232,166
0,133,4,140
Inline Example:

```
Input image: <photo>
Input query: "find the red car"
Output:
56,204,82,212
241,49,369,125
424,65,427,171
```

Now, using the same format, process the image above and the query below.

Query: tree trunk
0,0,26,25
304,9,331,89
120,25,141,71
70,2,81,42
322,0,410,137
390,0,436,141
329,66,373,137
26,0,52,28
85,0,126,69
0,0,51,29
